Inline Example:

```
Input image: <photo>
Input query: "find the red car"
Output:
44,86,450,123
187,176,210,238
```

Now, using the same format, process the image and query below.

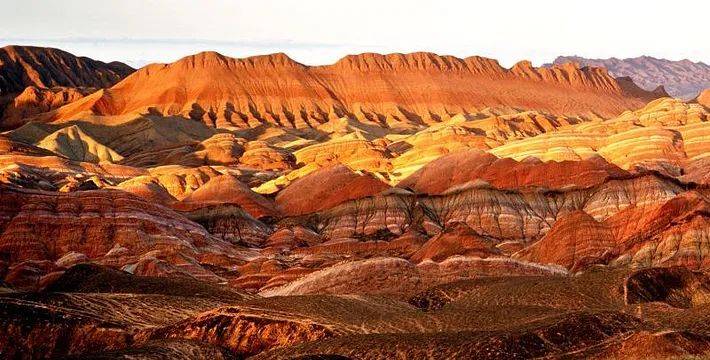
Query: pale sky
2,0,708,69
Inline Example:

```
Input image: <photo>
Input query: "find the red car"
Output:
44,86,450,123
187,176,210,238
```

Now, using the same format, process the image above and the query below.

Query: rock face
409,222,499,262
1,86,93,128
0,186,252,287
399,150,629,194
141,307,334,357
176,174,279,219
514,211,615,271
623,266,709,308
275,165,390,216
0,46,133,94
0,45,134,128
43,51,660,128
605,191,710,269
697,89,710,107
0,298,132,358
552,55,710,99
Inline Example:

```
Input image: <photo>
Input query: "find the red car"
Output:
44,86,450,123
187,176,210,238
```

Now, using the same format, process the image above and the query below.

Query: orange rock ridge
41,51,661,128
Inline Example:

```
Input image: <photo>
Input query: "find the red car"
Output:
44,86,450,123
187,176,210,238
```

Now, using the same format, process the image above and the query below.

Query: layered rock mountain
552,55,710,99
0,45,134,128
37,51,662,129
1,86,94,129
0,45,133,94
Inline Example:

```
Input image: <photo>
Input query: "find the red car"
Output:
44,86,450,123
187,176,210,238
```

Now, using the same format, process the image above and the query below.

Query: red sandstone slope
275,165,390,216
514,211,616,270
410,222,499,262
0,186,251,287
45,51,661,128
398,150,629,194
1,86,94,128
176,174,280,218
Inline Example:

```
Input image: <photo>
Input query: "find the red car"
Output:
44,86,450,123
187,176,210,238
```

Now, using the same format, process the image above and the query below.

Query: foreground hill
2,265,708,358
0,45,135,128
552,55,710,99
39,51,662,128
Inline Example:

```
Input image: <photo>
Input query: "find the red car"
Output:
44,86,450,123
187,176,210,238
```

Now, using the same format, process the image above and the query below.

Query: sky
1,0,708,69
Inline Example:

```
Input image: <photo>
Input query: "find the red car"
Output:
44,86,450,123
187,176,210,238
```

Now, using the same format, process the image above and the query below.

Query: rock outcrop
514,211,615,271
141,307,333,357
409,222,499,262
275,165,390,216
623,266,709,308
176,174,279,219
1,86,93,128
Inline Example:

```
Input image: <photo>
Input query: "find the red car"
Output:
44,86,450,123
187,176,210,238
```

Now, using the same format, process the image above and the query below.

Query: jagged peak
511,60,535,70
1,45,134,71
1,44,70,56
463,56,504,69
173,51,304,70
330,52,552,77
0,45,135,98
652,85,670,97
331,52,471,72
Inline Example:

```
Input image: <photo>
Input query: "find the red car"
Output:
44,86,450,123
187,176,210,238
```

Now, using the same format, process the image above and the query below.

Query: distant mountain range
2,47,662,130
551,55,710,99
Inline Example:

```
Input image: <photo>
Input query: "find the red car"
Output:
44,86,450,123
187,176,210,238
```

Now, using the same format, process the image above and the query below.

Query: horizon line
1,38,708,68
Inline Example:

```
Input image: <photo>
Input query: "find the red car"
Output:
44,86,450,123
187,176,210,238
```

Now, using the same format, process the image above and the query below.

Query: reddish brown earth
398,150,630,194
275,165,390,216
1,86,94,128
514,211,616,271
0,46,708,359
38,51,661,129
175,174,280,218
